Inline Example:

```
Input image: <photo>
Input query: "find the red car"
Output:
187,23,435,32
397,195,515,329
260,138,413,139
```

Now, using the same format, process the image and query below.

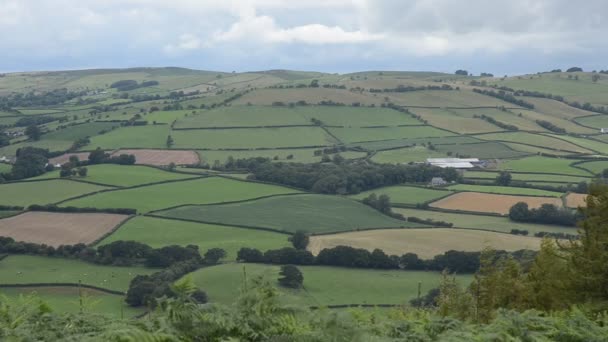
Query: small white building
601,128,608,134
430,177,448,186
427,158,480,169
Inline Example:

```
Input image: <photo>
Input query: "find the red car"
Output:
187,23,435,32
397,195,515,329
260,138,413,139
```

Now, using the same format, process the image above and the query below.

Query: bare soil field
429,192,563,215
565,193,587,208
49,152,94,165
111,149,199,166
308,228,541,258
0,212,129,247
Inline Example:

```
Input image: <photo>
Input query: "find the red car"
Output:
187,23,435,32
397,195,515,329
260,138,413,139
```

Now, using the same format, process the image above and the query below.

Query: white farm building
427,158,480,169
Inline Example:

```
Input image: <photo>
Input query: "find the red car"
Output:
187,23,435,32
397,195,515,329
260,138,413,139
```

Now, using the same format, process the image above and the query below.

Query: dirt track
112,149,199,166
0,212,128,247
430,192,563,215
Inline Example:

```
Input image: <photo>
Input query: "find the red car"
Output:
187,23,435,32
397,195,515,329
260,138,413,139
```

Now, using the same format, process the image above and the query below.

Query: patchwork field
410,108,501,134
351,186,451,206
350,135,479,151
63,177,299,213
524,97,595,119
0,255,153,292
174,106,311,128
156,194,415,234
0,287,143,317
98,216,290,260
172,126,337,149
0,212,128,246
446,184,563,197
111,149,200,166
308,228,541,258
84,124,171,150
430,192,563,215
394,208,577,235
389,89,514,108
198,148,367,164
544,134,608,155
575,160,608,174
34,164,195,187
475,132,592,154
574,114,608,128
0,180,109,207
233,88,384,106
328,126,453,143
188,263,473,306
497,156,591,176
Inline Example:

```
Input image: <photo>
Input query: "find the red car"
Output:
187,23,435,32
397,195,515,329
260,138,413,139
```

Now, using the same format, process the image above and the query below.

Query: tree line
236,245,535,274
220,157,460,195
509,202,581,226
472,88,535,109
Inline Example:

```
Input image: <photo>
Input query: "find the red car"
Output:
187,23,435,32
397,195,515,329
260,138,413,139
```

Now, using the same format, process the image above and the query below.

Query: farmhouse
427,158,481,169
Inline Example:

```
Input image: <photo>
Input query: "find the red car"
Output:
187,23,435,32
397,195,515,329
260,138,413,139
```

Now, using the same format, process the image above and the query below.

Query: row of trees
0,88,87,111
472,88,535,109
475,114,518,131
535,120,566,133
222,158,460,195
509,202,581,226
368,84,453,93
237,245,534,274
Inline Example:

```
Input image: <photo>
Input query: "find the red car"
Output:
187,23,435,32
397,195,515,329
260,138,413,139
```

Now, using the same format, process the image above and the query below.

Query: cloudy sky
1,0,606,74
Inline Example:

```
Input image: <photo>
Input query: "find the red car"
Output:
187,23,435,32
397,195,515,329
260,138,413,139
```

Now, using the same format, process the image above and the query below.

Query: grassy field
173,126,337,149
515,110,596,134
156,194,416,234
63,177,299,213
576,160,608,175
350,186,451,205
430,192,563,215
42,122,120,142
371,146,447,164
349,135,481,151
143,110,192,124
544,134,608,154
0,211,20,219
174,106,311,128
0,163,11,173
475,132,592,154
294,106,421,127
188,263,473,306
0,287,143,318
233,88,383,106
463,170,591,184
574,114,608,128
446,184,563,197
410,108,502,134
34,164,195,187
497,156,591,176
84,124,171,150
434,142,528,159
502,142,574,156
98,216,290,260
328,126,453,143
0,255,153,292
394,207,577,235
0,179,108,207
447,108,549,131
308,228,541,258
524,97,595,119
389,89,514,107
199,149,367,164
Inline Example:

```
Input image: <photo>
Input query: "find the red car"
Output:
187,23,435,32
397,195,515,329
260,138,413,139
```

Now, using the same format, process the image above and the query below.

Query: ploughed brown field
565,193,587,208
111,149,199,166
429,192,563,215
0,212,128,247
49,152,94,165
308,228,541,258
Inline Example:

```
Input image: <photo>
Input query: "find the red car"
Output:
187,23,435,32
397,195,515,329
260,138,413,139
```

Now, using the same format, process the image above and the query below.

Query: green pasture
575,160,608,175
475,132,592,154
446,184,563,197
524,97,595,119
0,179,108,207
156,194,415,234
463,171,591,184
198,149,366,164
98,216,290,260
515,110,595,134
350,135,480,151
394,208,577,235
0,255,153,292
42,122,120,142
0,287,143,318
350,186,451,205
544,134,608,155
174,106,311,128
188,263,474,306
34,164,194,187
295,106,421,127
144,110,192,124
173,127,337,149
0,163,11,173
233,88,383,106
328,126,453,144
84,124,171,150
63,176,299,213
434,142,528,159
574,114,608,128
502,142,574,156
411,108,500,134
447,108,548,132
388,89,515,108
371,146,447,164
497,156,591,176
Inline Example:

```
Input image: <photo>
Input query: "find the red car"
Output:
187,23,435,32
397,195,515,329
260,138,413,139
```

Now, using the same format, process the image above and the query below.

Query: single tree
278,265,303,289
166,135,174,148
25,125,41,141
289,231,310,250
495,171,512,186
204,248,226,264
77,167,88,177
